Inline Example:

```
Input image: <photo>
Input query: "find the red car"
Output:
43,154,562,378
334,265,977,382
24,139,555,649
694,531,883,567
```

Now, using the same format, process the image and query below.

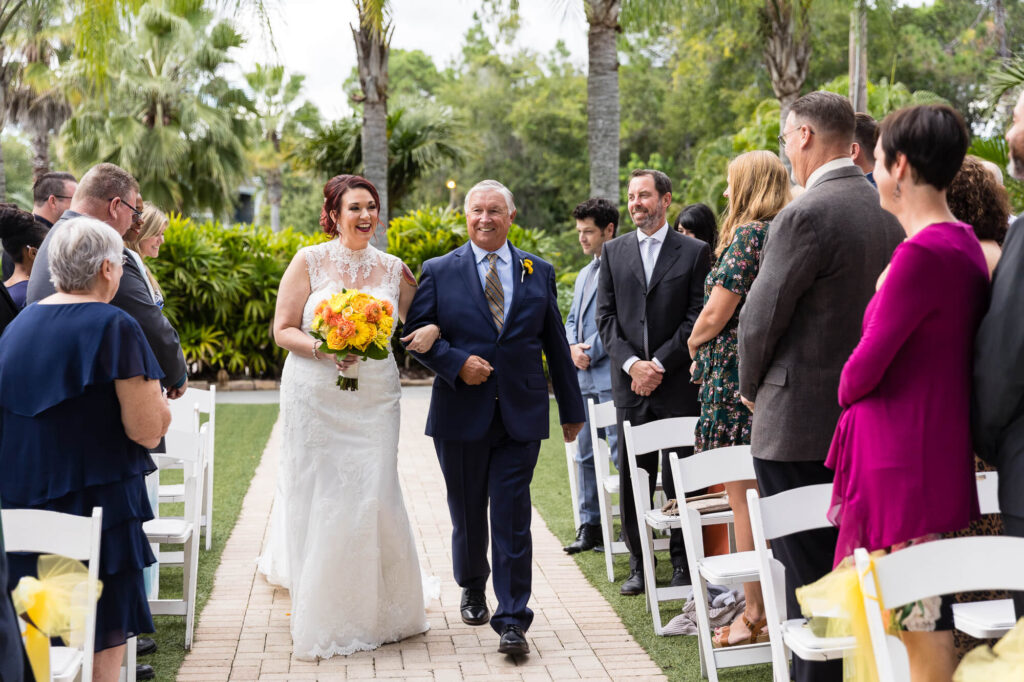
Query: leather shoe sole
620,575,645,596
461,608,490,626
136,664,155,681
498,632,530,656
137,636,158,657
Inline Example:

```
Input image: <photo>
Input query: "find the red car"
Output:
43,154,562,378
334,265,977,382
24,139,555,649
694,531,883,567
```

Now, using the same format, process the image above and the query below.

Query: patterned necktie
484,253,504,331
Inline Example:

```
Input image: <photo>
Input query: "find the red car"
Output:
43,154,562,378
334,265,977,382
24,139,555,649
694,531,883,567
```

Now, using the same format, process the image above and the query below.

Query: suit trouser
435,403,540,634
576,389,618,527
1003,512,1024,618
616,402,688,573
753,457,842,682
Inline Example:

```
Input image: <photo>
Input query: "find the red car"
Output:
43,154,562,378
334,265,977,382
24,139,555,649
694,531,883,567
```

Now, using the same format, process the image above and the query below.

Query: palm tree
297,101,462,215
245,63,318,231
61,0,253,217
762,0,812,159
6,0,71,180
848,0,867,112
351,0,392,249
583,0,620,202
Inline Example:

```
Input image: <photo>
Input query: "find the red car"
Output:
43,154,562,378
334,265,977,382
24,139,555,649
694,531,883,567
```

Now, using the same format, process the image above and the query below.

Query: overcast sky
232,0,590,120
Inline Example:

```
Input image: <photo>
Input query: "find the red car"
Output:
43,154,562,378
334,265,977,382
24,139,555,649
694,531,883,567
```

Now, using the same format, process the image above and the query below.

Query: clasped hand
459,355,493,385
629,360,664,397
400,323,441,353
570,343,591,370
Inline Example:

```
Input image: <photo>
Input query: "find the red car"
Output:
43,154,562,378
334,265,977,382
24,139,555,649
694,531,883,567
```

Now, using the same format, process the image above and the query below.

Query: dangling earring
893,182,901,199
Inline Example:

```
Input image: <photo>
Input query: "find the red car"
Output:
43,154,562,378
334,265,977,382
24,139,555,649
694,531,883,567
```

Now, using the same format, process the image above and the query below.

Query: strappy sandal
711,615,770,648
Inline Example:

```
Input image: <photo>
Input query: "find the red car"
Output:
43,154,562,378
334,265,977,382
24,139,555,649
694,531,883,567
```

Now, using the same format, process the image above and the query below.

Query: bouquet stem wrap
338,360,360,391
11,554,103,682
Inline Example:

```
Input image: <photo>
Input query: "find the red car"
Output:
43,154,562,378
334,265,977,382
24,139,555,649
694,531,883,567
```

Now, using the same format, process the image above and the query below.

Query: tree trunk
848,0,867,112
995,0,1008,60
762,0,812,171
31,126,49,181
267,165,283,232
586,0,621,202
352,18,390,252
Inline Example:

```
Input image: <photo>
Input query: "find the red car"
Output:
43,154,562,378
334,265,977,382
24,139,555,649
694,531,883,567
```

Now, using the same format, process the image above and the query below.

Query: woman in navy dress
0,216,170,682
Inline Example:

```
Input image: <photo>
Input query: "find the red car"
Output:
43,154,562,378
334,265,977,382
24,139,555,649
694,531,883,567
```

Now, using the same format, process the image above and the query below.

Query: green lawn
148,403,279,682
533,401,772,681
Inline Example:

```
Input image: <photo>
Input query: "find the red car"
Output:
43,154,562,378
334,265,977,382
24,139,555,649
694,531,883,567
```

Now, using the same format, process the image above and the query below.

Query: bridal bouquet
310,290,395,390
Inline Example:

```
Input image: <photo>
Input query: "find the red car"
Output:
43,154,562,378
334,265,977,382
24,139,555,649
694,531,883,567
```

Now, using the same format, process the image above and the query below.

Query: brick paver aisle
178,387,666,681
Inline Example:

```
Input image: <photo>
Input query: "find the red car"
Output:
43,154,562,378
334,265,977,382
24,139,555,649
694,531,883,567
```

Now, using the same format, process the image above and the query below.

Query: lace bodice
301,240,403,344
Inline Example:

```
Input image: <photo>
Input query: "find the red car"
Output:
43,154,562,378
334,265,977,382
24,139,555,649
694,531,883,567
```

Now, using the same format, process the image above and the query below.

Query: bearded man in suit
596,169,710,596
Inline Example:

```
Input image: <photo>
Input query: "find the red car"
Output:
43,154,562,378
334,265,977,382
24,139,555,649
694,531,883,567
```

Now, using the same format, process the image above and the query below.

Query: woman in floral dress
687,150,791,647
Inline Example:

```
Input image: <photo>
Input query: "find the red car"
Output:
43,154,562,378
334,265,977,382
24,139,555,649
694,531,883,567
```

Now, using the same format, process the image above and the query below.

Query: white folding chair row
2,507,103,682
144,426,207,650
587,399,666,582
856,535,1024,682
670,446,772,680
159,386,216,550
747,485,854,682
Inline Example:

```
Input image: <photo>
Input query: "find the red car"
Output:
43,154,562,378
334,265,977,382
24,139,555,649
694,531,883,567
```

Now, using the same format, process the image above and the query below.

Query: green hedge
152,209,574,379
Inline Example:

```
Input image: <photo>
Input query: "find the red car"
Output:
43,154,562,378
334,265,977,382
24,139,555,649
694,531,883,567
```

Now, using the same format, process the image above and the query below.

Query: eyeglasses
109,197,143,220
778,125,815,148
52,194,73,200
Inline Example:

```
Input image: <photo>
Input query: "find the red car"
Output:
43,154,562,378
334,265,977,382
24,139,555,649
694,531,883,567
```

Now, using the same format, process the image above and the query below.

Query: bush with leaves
150,215,324,378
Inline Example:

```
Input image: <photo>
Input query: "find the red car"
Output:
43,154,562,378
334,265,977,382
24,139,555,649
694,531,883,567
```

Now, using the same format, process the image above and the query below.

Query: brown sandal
712,615,769,648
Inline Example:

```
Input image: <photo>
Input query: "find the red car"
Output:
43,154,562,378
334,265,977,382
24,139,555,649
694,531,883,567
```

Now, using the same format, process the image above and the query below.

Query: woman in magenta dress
825,104,989,679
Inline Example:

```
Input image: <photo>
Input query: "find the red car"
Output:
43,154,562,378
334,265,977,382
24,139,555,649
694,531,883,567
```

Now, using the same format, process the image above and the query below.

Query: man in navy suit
404,180,584,657
563,198,618,555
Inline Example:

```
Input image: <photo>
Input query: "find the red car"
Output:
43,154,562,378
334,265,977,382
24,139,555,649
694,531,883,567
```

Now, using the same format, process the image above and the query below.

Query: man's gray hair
49,216,123,292
464,179,516,214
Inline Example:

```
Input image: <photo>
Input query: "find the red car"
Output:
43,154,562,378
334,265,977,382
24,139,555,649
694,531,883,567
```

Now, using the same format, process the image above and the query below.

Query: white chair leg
184,533,200,650
203,460,213,550
600,493,616,582
565,441,581,531
123,635,137,682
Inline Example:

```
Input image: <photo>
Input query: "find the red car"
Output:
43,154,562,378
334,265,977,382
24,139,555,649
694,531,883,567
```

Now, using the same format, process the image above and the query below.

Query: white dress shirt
469,240,513,321
623,223,670,375
804,157,856,190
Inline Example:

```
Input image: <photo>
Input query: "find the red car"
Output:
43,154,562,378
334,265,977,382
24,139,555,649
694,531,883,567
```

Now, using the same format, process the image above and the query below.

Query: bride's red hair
319,174,382,236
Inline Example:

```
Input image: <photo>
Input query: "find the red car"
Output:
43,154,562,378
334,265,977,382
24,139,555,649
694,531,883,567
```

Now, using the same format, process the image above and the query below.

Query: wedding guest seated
0,216,170,682
826,104,988,680
125,205,168,307
946,155,1011,277
1,205,48,309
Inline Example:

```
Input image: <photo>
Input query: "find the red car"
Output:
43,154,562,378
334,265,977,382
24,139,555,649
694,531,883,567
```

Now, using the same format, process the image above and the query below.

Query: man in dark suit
973,87,1024,618
404,180,584,657
738,91,903,682
563,198,619,554
27,163,187,396
1,172,76,280
596,169,710,596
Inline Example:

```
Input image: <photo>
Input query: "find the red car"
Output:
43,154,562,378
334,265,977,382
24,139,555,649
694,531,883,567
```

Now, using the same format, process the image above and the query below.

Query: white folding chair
564,439,582,531
587,399,642,581
950,471,1016,639
622,417,727,635
856,536,1024,682
3,507,102,682
145,426,206,649
747,486,855,682
670,447,772,679
160,387,216,550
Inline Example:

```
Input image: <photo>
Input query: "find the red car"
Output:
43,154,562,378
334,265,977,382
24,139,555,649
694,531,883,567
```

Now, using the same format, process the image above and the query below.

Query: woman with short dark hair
674,203,718,254
825,104,989,679
0,205,48,309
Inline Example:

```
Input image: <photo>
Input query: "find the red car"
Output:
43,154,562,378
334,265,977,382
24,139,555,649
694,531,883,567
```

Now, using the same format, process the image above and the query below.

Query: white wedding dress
257,239,434,660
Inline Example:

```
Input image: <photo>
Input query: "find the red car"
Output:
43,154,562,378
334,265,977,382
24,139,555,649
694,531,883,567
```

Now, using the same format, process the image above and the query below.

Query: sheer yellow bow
10,554,103,682
955,617,1024,681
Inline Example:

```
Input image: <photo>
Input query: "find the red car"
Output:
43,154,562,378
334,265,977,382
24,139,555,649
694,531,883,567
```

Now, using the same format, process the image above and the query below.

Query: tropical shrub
150,215,324,378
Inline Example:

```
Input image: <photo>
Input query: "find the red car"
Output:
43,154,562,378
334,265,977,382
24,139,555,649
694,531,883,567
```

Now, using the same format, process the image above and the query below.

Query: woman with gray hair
0,216,170,682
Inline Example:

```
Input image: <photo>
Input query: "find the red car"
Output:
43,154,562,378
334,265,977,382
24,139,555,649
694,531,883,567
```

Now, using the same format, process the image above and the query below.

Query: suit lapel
457,243,498,331
580,259,598,315
501,244,525,339
648,230,681,291
625,232,647,289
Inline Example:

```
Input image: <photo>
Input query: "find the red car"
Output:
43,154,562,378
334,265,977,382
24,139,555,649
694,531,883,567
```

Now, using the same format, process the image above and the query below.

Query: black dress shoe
497,624,530,656
563,523,601,554
137,636,158,657
620,569,645,595
670,567,691,588
136,664,155,680
460,588,490,626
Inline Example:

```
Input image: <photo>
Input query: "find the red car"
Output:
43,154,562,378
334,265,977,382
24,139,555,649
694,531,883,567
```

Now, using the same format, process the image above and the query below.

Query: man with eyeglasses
0,172,77,281
738,91,902,682
27,163,187,400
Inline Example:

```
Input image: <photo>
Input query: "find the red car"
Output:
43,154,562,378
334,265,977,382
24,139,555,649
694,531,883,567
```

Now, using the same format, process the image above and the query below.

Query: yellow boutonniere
521,258,533,282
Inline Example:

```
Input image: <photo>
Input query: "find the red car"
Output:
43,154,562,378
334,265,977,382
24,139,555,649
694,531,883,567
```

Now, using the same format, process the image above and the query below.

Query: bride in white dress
258,174,440,660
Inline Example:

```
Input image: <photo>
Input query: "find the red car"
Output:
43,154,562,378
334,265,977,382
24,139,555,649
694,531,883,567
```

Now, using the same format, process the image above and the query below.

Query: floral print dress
692,220,768,453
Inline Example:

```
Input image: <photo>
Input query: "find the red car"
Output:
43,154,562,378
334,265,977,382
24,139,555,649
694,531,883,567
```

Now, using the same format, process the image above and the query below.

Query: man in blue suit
562,198,618,555
404,180,584,657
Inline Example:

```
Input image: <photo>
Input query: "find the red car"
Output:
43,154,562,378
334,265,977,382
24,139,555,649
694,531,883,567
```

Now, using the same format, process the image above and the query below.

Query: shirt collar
636,222,670,244
470,240,512,264
805,157,856,190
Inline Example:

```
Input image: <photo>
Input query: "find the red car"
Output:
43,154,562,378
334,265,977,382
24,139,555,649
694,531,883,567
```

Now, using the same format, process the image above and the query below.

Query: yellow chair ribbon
10,554,103,682
955,617,1024,681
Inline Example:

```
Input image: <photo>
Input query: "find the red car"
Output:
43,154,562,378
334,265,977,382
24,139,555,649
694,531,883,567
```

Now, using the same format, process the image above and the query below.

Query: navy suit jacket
564,258,612,394
404,241,584,442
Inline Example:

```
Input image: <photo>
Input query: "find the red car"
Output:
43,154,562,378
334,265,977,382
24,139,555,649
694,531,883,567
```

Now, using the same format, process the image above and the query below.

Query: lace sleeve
303,244,329,292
